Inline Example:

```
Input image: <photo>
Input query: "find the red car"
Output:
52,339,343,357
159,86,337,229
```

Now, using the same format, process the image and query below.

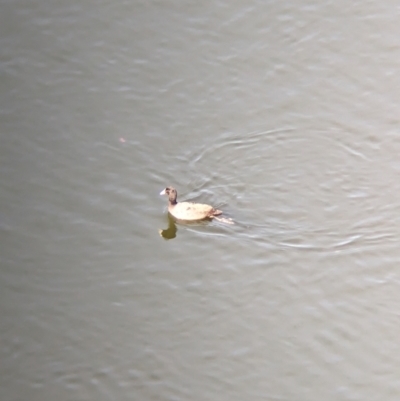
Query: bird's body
167,200,222,221
160,187,231,223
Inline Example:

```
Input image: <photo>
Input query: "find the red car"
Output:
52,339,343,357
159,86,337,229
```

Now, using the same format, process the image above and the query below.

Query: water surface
2,1,400,400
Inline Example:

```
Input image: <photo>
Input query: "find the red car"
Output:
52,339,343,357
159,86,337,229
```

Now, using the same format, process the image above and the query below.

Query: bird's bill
160,189,166,195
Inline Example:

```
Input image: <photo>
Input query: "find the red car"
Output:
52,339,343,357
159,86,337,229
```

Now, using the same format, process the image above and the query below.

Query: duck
160,186,232,223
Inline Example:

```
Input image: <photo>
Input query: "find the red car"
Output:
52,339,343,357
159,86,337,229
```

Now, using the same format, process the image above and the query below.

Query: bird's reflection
159,215,178,240
159,214,214,240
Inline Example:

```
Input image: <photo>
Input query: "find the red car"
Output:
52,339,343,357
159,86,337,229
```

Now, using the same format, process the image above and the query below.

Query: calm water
2,1,400,400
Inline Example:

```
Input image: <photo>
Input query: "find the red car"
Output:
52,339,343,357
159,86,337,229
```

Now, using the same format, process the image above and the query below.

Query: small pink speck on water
119,137,126,143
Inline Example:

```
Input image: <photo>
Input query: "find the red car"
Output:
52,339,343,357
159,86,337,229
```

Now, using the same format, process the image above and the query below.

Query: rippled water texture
2,1,400,400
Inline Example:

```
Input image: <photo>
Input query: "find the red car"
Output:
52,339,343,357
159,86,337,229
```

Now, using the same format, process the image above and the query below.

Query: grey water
2,1,400,400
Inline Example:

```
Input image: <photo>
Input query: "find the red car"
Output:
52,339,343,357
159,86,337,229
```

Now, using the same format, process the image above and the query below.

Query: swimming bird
160,186,232,223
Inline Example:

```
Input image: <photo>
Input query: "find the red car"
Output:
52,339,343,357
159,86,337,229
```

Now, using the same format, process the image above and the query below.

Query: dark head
160,186,177,205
